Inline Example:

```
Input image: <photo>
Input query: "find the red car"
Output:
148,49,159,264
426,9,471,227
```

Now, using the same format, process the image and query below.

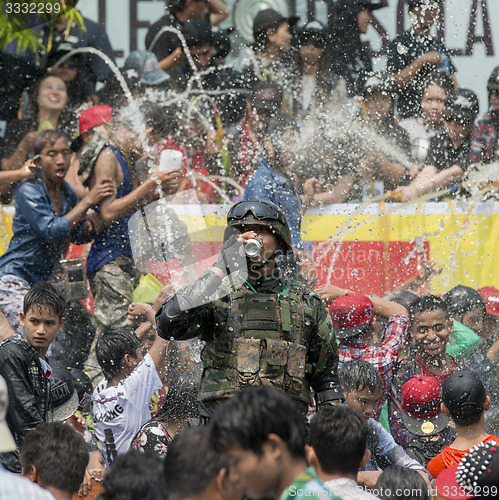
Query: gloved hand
212,227,246,276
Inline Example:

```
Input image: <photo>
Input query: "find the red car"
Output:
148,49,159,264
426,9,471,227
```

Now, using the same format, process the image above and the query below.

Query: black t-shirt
426,131,471,172
0,53,43,126
387,30,456,119
145,11,183,62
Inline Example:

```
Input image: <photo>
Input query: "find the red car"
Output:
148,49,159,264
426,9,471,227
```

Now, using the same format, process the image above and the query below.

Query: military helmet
487,66,499,94
227,200,293,251
444,285,486,316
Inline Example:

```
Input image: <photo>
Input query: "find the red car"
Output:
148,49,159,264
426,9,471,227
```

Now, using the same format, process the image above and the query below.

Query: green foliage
0,0,86,52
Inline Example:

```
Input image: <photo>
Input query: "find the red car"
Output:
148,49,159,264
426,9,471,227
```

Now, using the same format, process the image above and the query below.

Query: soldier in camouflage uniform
156,200,343,419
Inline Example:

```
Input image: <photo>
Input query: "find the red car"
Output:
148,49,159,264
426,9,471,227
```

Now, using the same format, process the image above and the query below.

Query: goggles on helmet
227,201,287,226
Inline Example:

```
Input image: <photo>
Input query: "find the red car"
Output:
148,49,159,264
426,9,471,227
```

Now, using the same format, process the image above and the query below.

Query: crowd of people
0,0,499,498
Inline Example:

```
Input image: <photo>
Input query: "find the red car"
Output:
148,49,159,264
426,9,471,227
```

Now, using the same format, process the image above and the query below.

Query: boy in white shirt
90,325,168,466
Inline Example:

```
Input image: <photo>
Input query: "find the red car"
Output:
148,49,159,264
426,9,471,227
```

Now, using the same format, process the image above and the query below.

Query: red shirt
416,354,457,385
427,435,498,479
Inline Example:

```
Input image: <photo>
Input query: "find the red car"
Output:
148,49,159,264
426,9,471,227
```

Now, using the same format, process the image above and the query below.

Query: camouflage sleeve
304,291,339,385
156,270,221,341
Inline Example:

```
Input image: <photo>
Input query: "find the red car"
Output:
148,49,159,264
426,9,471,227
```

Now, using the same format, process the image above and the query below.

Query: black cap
297,21,329,46
442,372,486,422
251,81,283,113
391,291,419,311
252,9,298,43
444,285,486,316
49,363,80,422
443,89,479,124
363,72,397,97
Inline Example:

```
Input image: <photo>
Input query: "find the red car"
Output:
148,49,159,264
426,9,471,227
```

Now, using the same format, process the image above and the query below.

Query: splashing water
52,47,132,103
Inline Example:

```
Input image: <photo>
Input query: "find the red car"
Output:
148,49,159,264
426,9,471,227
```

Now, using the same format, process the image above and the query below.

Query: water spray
51,47,133,103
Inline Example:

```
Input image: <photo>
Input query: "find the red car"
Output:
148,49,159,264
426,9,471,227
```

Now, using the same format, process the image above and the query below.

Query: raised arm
395,163,464,201
208,0,230,26
316,284,407,318
392,51,442,89
91,148,180,226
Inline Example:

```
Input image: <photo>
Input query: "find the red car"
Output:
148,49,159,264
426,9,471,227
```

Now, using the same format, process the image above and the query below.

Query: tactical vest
201,283,314,407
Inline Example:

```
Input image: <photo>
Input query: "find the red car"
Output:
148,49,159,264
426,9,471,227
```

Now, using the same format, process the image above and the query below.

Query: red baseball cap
329,293,373,339
78,105,114,134
401,375,448,436
478,287,499,317
71,105,115,152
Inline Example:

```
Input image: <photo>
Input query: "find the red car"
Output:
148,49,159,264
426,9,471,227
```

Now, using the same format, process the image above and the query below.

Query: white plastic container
159,149,183,172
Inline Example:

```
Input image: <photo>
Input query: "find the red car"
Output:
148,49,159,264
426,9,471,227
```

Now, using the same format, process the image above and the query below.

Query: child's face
20,305,65,356
224,443,280,498
343,387,383,421
421,84,446,128
39,137,72,184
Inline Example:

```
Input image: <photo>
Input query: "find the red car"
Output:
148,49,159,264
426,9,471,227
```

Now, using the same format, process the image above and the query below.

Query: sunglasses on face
62,59,80,70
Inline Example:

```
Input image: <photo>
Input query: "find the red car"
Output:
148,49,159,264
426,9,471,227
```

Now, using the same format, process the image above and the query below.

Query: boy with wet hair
164,427,238,500
339,360,430,488
90,325,169,466
427,371,498,479
20,422,89,499
0,281,66,472
389,295,459,447
0,129,112,335
307,405,379,500
210,386,339,500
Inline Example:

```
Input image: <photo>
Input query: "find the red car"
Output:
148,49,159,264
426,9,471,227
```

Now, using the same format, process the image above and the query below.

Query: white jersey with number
91,353,162,465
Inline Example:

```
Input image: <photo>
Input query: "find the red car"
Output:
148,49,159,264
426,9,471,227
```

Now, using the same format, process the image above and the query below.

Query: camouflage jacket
159,270,339,413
